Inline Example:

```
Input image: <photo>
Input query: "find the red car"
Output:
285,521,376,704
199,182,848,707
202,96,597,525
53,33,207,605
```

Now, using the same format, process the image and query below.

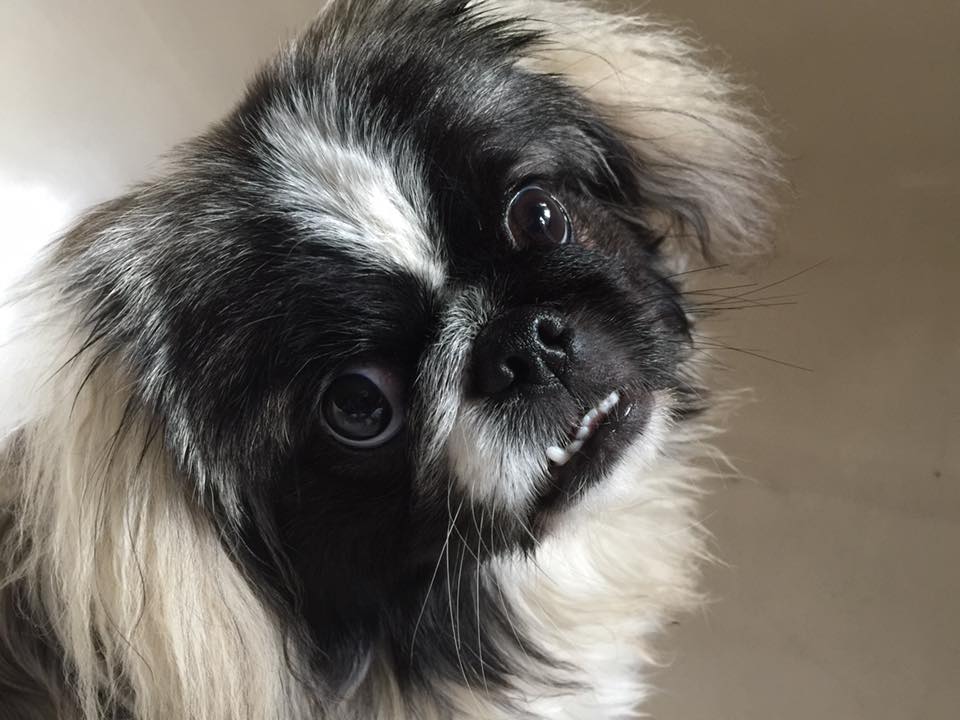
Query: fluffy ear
488,0,780,266
0,299,302,720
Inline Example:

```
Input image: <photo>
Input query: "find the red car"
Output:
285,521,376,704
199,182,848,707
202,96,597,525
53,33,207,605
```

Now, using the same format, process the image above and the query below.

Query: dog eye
505,185,572,247
321,367,404,448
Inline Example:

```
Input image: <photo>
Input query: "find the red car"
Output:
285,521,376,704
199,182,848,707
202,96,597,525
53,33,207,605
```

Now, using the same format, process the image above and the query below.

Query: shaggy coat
0,1,777,718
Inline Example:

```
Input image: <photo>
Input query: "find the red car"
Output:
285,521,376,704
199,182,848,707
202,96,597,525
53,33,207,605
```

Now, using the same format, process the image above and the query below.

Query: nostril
471,308,575,398
503,355,530,383
535,316,566,349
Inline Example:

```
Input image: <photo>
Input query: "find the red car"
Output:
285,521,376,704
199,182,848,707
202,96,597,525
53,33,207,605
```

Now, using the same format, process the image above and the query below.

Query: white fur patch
414,285,494,468
447,403,551,510
487,397,710,720
262,103,445,287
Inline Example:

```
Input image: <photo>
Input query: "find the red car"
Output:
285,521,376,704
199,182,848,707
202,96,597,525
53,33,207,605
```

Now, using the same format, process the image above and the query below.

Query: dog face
2,1,778,715
52,2,700,658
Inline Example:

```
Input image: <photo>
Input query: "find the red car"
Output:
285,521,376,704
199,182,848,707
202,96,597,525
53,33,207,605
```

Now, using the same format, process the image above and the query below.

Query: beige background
1,1,957,718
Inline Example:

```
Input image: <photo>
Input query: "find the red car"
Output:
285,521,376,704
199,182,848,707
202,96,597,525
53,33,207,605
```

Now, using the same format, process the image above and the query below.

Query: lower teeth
546,390,621,466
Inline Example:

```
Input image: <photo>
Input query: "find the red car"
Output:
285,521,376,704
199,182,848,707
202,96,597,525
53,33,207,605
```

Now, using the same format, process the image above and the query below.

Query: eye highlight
505,185,572,248
320,366,404,448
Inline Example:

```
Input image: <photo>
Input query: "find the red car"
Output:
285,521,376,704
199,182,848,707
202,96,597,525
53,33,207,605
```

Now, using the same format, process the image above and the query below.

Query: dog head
2,0,778,713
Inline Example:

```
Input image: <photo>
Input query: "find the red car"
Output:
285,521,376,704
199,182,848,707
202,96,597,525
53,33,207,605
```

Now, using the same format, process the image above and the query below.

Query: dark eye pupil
508,187,570,246
322,373,392,441
522,200,554,235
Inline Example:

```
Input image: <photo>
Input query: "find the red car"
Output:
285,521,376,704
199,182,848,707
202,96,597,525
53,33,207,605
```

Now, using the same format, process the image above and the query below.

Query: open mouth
524,386,651,535
546,390,623,466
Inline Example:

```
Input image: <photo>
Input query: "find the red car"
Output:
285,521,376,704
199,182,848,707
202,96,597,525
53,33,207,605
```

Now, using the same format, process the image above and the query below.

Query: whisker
475,507,488,694
409,497,463,668
494,524,536,668
691,334,813,372
445,500,476,703
708,259,829,303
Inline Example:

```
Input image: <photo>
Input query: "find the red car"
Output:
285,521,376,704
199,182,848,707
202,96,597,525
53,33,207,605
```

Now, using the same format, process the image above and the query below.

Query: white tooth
551,391,622,467
600,391,621,413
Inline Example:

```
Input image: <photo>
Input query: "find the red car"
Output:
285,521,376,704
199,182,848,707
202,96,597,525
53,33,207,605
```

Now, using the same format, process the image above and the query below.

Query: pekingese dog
0,1,778,718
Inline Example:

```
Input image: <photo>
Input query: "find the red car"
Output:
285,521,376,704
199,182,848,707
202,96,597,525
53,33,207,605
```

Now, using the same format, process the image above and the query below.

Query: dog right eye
505,185,572,248
321,367,404,448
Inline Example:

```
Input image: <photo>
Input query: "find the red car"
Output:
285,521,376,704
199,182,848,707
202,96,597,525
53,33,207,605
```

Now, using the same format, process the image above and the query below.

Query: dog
0,1,778,718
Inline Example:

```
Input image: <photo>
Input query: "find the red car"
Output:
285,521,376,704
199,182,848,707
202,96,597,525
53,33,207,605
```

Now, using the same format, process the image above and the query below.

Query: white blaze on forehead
262,105,445,287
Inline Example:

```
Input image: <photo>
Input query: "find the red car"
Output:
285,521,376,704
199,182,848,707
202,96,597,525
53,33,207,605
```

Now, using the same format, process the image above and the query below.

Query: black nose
471,308,573,397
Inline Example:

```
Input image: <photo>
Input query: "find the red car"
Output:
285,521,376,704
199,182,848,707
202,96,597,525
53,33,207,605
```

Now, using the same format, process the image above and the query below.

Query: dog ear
490,0,781,267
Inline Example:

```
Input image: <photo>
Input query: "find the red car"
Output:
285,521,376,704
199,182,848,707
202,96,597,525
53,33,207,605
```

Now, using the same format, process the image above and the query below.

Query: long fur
0,1,778,718
498,0,778,263
0,312,308,720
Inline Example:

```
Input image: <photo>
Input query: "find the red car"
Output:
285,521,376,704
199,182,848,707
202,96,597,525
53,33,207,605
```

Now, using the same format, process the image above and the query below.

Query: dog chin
531,389,669,535
446,378,666,540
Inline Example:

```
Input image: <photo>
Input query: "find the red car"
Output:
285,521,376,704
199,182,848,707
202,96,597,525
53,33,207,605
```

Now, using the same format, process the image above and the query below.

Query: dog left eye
321,367,404,448
505,185,572,247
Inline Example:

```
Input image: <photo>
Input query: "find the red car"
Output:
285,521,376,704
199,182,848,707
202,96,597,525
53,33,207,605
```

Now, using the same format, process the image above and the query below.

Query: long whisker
445,501,476,703
691,333,814,372
409,497,463,667
475,506,488,694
